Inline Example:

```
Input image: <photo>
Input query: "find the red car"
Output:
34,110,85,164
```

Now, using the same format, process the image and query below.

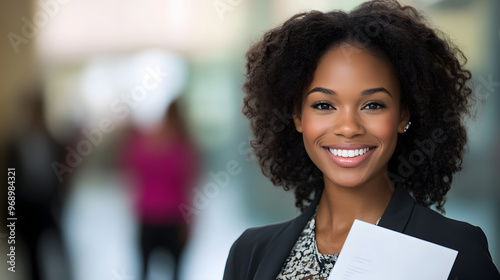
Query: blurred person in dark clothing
6,90,71,280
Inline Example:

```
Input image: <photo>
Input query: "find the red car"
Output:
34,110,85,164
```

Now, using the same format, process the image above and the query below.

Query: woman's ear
293,108,303,133
398,105,411,133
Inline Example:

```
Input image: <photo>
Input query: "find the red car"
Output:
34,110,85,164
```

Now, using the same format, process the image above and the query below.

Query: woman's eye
312,102,334,110
362,102,386,110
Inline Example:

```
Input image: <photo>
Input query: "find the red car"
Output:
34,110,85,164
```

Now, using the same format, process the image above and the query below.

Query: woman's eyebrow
306,87,335,95
362,87,392,97
307,86,392,97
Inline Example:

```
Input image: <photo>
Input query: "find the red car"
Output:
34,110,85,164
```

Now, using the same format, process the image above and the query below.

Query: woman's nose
332,109,364,138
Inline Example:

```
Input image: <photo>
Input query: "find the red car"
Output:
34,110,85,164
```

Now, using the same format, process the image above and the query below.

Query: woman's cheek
302,114,331,139
366,114,399,146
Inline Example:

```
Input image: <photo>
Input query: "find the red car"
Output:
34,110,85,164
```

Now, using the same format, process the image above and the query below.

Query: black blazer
223,186,500,280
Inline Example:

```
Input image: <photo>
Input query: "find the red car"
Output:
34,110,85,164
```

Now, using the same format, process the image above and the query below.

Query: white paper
328,219,458,280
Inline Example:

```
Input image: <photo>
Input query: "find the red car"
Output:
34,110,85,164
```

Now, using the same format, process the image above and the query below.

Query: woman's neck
316,174,394,232
313,174,394,255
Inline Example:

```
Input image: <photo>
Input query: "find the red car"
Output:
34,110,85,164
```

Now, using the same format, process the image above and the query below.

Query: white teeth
328,147,370,158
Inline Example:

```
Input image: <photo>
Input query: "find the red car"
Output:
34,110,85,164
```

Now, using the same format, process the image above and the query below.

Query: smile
323,145,376,168
328,148,370,158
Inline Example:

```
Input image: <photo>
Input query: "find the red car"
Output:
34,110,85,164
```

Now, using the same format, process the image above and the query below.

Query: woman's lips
323,146,376,168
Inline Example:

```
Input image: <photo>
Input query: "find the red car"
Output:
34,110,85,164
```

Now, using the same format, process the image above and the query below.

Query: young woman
223,0,500,279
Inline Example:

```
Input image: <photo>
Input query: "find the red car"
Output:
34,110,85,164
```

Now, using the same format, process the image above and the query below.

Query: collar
377,185,415,232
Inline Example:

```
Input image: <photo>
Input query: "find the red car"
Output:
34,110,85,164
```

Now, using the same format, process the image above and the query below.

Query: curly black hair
242,0,474,212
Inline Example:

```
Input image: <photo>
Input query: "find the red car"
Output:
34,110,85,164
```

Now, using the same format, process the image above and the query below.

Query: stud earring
403,121,411,133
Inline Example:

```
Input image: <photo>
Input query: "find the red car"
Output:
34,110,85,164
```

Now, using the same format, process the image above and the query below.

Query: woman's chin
324,174,367,189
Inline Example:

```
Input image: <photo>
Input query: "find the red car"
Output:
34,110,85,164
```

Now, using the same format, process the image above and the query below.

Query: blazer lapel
377,186,415,233
252,189,323,280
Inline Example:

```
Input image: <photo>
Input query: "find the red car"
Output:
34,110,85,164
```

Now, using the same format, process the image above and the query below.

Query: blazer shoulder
223,219,296,280
450,222,500,279
409,204,499,279
411,203,473,232
230,219,294,256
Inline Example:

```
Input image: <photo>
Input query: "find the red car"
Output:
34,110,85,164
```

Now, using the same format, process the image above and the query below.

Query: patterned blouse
276,211,338,280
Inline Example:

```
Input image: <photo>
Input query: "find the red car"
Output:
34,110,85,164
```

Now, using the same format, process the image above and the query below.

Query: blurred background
0,0,498,279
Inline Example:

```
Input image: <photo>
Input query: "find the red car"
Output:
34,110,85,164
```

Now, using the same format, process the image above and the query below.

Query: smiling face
293,44,409,189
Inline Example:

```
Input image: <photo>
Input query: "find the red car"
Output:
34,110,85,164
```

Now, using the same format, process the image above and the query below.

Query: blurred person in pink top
121,100,200,280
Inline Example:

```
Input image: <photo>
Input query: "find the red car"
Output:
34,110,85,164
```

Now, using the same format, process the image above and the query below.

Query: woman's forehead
307,44,400,96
